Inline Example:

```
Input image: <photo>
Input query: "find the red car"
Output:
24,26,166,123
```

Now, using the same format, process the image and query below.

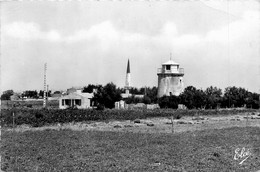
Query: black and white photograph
1,0,260,171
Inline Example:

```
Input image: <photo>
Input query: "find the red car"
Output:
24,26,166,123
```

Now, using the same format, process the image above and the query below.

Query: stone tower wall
157,75,184,97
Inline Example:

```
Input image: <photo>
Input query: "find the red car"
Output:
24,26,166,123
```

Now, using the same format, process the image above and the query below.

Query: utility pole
258,64,260,109
43,63,47,108
47,85,49,98
47,84,49,106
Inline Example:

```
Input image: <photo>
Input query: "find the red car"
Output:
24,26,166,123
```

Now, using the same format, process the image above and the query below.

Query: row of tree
82,83,158,108
1,90,51,100
158,86,260,109
2,83,259,109
82,83,259,109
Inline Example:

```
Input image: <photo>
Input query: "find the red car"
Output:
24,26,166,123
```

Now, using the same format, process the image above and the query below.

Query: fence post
246,112,248,128
171,113,174,133
13,112,15,130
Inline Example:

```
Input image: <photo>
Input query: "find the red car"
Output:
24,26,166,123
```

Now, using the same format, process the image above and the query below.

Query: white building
115,100,126,109
59,91,93,109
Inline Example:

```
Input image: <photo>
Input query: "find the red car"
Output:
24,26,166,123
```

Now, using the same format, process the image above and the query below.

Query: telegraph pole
47,85,49,99
43,63,47,108
259,65,260,109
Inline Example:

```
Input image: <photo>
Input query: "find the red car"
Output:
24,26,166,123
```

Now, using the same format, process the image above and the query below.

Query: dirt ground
7,112,260,133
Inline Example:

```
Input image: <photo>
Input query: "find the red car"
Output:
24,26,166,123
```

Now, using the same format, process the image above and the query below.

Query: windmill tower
125,59,131,95
157,57,184,98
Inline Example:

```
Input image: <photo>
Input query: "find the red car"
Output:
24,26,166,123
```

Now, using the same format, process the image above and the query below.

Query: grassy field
1,106,258,128
1,100,59,109
1,127,260,171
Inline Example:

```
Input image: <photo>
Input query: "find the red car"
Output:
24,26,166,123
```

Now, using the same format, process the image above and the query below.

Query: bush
1,108,258,127
158,95,179,109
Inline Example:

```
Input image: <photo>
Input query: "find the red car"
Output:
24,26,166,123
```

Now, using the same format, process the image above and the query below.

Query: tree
129,87,142,94
39,90,44,97
124,95,142,104
53,91,61,94
222,86,249,108
1,90,14,100
158,95,179,109
179,86,206,109
23,90,38,98
82,84,96,93
179,86,196,109
145,86,158,103
245,92,259,109
204,86,222,109
142,95,152,104
39,90,51,98
93,82,122,109
125,95,152,104
193,89,207,109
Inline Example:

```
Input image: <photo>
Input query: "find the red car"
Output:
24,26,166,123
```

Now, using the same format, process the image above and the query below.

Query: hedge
1,108,258,127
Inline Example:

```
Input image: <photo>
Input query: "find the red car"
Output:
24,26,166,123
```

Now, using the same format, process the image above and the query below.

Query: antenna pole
43,63,47,108
47,84,49,102
259,65,260,108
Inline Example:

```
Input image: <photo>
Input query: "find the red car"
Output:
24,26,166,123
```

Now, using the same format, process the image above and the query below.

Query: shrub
1,108,258,127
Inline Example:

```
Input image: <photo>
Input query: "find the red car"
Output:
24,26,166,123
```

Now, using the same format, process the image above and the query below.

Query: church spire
126,59,130,74
125,59,131,89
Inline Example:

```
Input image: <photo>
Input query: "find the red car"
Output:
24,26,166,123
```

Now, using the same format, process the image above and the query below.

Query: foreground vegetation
1,127,260,171
1,100,59,109
1,108,258,127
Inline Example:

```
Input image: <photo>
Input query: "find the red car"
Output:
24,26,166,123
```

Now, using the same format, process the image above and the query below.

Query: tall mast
43,63,47,108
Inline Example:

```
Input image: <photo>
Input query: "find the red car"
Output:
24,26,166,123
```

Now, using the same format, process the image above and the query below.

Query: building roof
52,93,62,98
162,60,179,65
67,87,82,91
61,92,93,99
121,93,132,98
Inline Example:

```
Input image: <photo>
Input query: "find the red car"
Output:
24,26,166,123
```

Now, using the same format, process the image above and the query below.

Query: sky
1,0,260,93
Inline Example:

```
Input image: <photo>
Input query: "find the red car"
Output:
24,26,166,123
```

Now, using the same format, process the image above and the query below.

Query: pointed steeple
125,59,131,89
126,59,130,74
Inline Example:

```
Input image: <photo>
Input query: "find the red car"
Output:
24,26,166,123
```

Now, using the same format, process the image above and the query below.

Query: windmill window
166,65,171,70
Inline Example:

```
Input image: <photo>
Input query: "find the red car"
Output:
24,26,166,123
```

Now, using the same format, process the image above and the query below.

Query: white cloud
205,10,259,43
122,32,146,42
153,10,259,49
201,1,259,17
160,22,178,37
66,21,119,43
3,10,259,49
2,9,259,92
3,22,40,40
3,22,62,42
46,30,61,42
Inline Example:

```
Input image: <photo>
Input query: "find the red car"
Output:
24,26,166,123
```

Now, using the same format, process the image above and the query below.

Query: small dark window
75,99,81,106
169,92,172,96
166,65,171,70
65,99,70,105
62,99,65,106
